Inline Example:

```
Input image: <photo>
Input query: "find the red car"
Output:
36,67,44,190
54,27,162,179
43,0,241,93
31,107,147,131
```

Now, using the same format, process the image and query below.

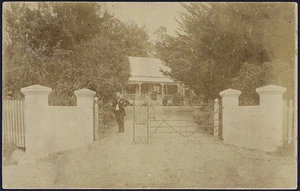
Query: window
165,85,178,95
126,84,136,94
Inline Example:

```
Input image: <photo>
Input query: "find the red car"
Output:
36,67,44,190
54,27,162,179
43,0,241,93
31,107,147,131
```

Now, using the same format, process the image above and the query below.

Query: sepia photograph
2,2,297,189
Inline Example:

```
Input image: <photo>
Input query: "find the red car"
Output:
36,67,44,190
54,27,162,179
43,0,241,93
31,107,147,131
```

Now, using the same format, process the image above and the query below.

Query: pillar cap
219,88,241,97
74,88,96,97
256,85,287,94
21,85,52,94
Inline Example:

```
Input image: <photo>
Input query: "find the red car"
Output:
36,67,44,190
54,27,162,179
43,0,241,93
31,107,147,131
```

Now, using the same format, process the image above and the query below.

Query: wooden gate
149,99,222,138
93,97,104,141
132,95,222,144
132,95,149,144
3,99,26,148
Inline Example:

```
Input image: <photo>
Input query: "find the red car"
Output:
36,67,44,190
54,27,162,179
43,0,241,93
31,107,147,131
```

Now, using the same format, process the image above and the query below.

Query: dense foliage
4,2,296,107
155,3,296,103
3,2,151,104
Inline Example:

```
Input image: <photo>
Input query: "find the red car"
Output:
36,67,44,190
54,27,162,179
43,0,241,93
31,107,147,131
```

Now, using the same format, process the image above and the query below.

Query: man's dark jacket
111,97,130,116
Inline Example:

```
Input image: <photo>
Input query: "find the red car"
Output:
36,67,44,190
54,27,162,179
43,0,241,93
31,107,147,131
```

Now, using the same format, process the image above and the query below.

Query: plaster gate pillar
219,88,241,144
21,85,52,160
256,85,287,150
74,88,96,145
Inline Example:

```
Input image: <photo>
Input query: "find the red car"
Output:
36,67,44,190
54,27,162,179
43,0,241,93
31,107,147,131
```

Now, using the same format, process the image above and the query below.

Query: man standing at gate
111,92,130,133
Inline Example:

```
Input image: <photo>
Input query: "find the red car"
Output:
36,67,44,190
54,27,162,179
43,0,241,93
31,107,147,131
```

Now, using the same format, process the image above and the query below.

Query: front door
141,83,161,101
150,84,161,100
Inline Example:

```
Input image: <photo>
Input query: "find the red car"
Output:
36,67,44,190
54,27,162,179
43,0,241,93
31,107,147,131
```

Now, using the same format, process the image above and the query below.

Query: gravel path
3,118,297,188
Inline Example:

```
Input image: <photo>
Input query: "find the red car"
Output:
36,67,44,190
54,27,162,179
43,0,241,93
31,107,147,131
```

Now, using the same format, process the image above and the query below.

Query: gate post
256,85,286,149
133,95,136,143
214,99,219,137
147,94,150,143
74,88,96,146
219,88,241,144
93,97,99,141
21,85,52,160
287,100,294,145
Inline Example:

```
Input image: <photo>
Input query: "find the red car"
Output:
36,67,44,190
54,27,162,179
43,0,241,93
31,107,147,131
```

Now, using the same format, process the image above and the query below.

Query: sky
3,2,186,42
105,2,186,40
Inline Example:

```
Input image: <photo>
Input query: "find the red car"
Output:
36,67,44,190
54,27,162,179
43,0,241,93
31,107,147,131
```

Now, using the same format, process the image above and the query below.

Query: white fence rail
3,99,25,148
283,99,296,145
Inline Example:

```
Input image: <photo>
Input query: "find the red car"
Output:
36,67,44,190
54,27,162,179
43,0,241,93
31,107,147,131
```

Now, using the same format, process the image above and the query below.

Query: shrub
100,102,116,128
172,92,185,106
162,96,169,106
186,94,206,106
192,100,215,135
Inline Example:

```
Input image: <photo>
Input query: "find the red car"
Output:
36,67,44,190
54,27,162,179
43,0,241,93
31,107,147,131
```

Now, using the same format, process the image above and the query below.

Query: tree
3,2,107,97
105,20,152,57
232,62,267,105
3,2,151,103
50,2,113,50
232,3,296,102
50,36,130,105
155,2,296,101
153,26,169,59
3,40,70,98
232,59,295,105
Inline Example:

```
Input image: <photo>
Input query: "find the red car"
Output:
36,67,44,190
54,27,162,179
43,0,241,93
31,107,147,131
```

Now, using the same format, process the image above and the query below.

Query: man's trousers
114,110,125,132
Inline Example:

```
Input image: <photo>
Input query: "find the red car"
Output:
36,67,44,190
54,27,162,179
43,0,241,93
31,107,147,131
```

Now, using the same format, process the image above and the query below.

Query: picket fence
3,99,26,148
283,99,297,145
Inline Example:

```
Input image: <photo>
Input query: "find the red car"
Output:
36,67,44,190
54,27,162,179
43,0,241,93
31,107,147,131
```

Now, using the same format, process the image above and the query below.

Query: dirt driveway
2,118,297,188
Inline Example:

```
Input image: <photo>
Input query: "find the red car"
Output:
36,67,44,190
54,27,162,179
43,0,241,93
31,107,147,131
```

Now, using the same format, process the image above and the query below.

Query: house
123,56,186,105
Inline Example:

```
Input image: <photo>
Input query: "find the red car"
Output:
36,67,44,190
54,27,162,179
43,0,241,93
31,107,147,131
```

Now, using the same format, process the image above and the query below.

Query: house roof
128,56,175,83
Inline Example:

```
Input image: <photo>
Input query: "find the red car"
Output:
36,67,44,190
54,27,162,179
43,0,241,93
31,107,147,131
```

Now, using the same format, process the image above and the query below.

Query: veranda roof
128,56,175,83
